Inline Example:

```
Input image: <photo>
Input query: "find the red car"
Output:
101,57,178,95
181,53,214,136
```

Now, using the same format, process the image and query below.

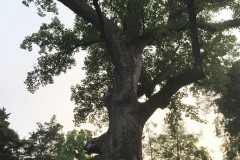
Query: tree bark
85,102,145,160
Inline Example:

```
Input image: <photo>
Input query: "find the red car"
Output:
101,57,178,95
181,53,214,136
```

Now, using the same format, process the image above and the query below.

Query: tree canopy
21,0,240,125
21,0,240,159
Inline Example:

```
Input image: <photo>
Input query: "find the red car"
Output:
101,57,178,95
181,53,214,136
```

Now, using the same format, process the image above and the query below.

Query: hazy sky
1,1,235,159
0,0,84,136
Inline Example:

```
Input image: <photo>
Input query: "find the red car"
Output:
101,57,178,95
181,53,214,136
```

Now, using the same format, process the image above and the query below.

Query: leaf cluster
21,17,80,93
22,0,58,17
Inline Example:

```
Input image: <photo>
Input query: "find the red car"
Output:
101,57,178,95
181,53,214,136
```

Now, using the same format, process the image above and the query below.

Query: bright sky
1,1,235,159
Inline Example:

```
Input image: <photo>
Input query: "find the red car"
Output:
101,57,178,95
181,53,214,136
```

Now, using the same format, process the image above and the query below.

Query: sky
1,1,236,159
0,0,83,136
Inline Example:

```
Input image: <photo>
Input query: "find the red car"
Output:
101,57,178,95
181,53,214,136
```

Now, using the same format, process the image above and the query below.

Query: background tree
26,115,64,160
214,61,240,160
143,97,211,160
61,129,93,160
0,107,25,160
21,0,240,159
144,122,211,160
216,61,240,136
221,135,240,160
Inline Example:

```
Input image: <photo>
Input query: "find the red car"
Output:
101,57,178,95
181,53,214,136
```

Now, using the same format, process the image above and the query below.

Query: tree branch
137,0,206,121
57,0,102,30
75,39,104,48
139,68,205,121
187,0,202,69
93,0,105,33
136,17,240,48
198,18,240,32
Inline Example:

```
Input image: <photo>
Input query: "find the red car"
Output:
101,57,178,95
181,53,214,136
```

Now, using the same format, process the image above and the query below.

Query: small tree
27,115,64,160
143,96,211,160
0,107,24,160
144,121,211,160
61,129,93,160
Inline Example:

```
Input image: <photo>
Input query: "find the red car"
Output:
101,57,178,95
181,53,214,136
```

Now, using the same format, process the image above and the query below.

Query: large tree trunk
107,103,144,159
85,102,152,160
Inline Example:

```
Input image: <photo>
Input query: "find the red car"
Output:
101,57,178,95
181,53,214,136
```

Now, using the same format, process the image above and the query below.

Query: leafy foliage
214,61,240,160
26,115,64,160
21,17,80,93
22,0,58,17
61,129,93,160
71,43,113,126
0,107,26,160
222,133,240,160
216,61,240,135
143,121,212,160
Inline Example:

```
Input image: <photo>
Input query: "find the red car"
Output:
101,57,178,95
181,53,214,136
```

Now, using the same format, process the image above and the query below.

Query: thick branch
187,0,202,69
76,39,103,48
124,1,144,43
57,0,101,30
139,68,205,121
137,73,165,98
137,18,240,47
198,18,240,32
93,0,105,33
138,0,206,121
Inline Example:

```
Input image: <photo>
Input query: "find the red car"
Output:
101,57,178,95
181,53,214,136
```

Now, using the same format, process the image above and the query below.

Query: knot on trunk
84,132,108,155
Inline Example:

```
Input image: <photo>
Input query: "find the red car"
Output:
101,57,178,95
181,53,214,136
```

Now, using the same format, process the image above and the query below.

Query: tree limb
139,68,205,121
138,0,206,120
198,18,240,32
136,17,240,48
75,39,104,48
187,0,202,69
93,0,105,33
57,0,102,30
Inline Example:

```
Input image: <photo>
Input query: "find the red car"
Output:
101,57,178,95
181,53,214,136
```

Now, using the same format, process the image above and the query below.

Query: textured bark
85,102,145,160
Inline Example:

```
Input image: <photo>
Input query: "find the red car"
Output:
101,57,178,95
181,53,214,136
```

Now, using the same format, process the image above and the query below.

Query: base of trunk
84,105,144,160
